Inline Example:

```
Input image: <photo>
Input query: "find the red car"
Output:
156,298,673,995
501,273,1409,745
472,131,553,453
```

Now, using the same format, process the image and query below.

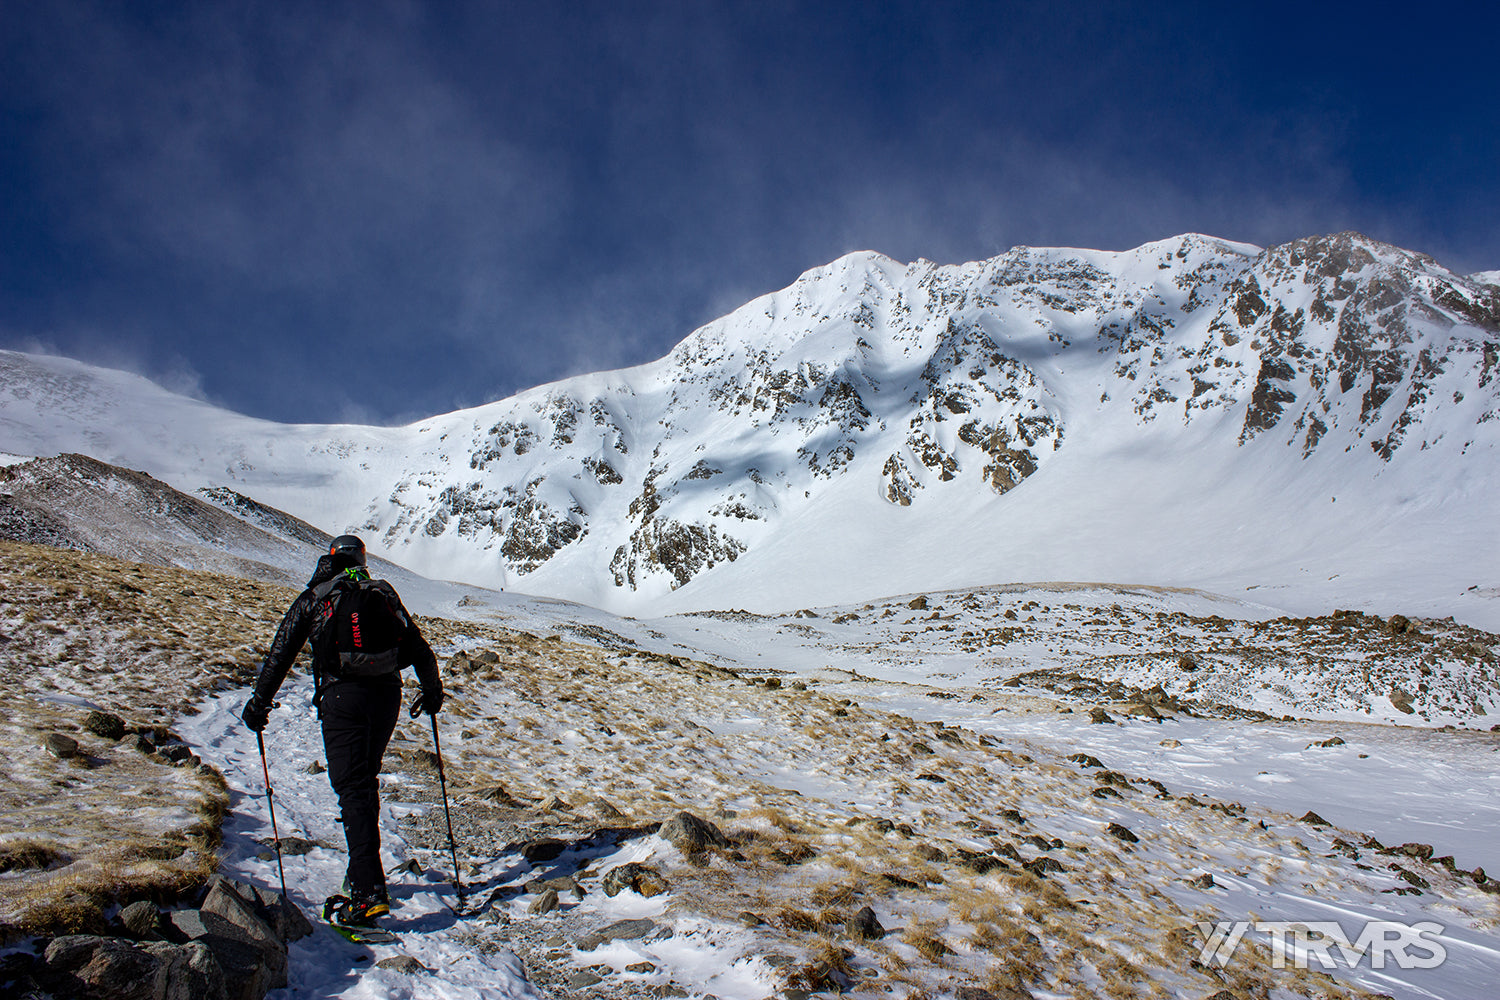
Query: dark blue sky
3,1,1495,424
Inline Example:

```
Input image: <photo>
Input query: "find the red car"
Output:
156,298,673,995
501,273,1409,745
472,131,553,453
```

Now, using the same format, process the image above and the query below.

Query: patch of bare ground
6,540,1494,997
0,542,283,938
386,631,1496,998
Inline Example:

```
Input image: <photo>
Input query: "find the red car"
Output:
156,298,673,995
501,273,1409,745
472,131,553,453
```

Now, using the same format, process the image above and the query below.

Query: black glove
409,686,444,717
241,695,272,732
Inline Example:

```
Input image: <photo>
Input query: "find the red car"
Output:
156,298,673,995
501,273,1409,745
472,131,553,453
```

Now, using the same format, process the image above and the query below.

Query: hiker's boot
329,889,389,927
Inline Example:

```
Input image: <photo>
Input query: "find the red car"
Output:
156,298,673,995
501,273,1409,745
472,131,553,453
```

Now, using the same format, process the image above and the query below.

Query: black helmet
329,534,367,567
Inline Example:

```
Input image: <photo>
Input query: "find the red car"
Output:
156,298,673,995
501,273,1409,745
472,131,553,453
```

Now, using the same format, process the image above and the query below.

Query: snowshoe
323,892,390,928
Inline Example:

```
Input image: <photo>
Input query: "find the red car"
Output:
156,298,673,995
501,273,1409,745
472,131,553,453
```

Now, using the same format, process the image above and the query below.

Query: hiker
241,534,443,925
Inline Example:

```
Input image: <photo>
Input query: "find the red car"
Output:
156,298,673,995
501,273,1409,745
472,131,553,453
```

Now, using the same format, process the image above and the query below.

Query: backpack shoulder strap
367,579,412,629
312,576,347,602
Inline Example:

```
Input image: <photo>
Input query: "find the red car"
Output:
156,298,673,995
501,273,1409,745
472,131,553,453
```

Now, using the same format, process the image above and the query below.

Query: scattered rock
575,918,660,950
1068,753,1104,768
43,733,80,759
521,838,567,862
1088,708,1115,725
603,862,668,898
657,811,729,853
469,784,521,806
1024,857,1066,876
1158,739,1181,748
255,836,325,859
41,935,229,1000
739,911,765,927
375,955,429,974
1308,736,1346,748
848,905,885,940
1106,823,1139,844
118,900,162,940
84,710,127,741
305,761,326,775
528,889,559,914
1389,686,1416,714
1389,865,1430,890
907,596,928,610
591,797,625,819
1394,842,1434,861
1300,811,1330,826
1186,873,1216,889
146,940,228,1000
625,961,656,973
156,743,194,763
568,970,604,988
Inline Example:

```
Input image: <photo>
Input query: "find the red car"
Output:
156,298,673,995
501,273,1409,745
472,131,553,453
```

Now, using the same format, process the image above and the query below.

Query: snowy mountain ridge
3,231,1497,625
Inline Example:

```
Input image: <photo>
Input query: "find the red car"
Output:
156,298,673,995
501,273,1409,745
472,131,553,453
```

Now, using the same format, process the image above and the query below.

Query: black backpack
310,574,410,678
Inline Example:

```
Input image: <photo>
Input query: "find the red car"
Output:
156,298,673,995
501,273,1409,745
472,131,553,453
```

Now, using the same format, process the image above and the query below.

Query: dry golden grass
4,540,1478,997
0,544,244,937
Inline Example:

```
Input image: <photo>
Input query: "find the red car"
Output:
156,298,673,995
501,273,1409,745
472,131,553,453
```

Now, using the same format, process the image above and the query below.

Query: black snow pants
320,675,401,897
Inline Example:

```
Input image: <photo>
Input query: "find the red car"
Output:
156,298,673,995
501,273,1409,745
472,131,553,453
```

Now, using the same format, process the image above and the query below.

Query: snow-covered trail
176,676,538,1000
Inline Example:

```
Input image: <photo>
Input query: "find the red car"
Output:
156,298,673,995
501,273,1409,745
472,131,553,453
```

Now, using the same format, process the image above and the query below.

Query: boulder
376,956,430,974
43,733,80,759
118,900,163,939
528,889,559,914
848,906,885,940
658,811,729,853
247,885,313,943
85,710,128,741
41,935,158,1000
603,862,669,898
521,838,567,862
168,877,290,998
575,918,660,951
145,941,228,1000
1088,708,1115,725
1389,686,1416,714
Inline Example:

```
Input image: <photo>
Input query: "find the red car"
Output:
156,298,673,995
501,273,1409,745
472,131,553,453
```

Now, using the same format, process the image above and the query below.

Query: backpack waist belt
336,648,401,676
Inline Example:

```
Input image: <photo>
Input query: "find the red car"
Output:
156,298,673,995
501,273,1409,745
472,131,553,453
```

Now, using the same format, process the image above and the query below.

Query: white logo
1197,920,1447,970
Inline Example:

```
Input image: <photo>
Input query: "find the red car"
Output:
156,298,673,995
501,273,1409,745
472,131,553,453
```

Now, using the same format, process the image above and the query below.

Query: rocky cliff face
351,232,1498,599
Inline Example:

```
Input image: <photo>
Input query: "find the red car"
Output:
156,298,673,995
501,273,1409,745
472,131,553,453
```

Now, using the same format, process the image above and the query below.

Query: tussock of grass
903,923,955,963
0,839,69,873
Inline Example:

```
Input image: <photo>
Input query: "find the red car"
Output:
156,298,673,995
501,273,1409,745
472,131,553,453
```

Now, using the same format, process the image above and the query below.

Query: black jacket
251,555,441,707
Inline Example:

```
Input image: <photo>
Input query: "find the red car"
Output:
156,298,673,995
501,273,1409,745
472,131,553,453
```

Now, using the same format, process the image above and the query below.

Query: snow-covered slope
0,453,511,619
3,231,1497,625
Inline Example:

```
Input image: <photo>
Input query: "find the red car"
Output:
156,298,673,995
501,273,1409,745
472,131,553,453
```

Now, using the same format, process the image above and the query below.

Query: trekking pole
256,730,290,901
414,697,463,905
